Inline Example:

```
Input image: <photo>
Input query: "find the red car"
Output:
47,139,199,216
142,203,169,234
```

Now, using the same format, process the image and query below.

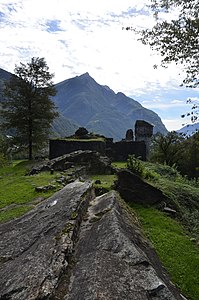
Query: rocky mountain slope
177,122,199,136
53,72,168,140
0,68,168,140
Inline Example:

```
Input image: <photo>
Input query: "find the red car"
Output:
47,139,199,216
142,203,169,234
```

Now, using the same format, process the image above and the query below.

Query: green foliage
149,131,199,179
157,178,199,237
0,135,9,165
0,153,7,168
75,127,88,137
127,155,144,177
137,0,199,122
1,57,58,160
144,162,180,180
179,131,199,178
131,204,199,300
111,161,127,169
140,0,199,88
150,131,184,165
141,161,199,239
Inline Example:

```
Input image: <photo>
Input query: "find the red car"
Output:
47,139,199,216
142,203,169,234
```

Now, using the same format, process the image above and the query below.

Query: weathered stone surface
0,180,94,300
0,181,186,300
115,169,167,205
125,128,134,141
29,150,114,176
61,191,184,300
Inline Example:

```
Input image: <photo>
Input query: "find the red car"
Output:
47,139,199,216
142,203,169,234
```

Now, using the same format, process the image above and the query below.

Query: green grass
90,174,117,190
109,160,199,299
0,160,61,222
112,161,127,169
130,204,199,300
52,138,105,142
0,205,35,223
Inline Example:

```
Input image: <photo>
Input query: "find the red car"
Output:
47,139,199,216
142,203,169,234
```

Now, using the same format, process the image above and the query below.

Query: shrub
75,127,88,137
127,155,144,177
0,153,8,168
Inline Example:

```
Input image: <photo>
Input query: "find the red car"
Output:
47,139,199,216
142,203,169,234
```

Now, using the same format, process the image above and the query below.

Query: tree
139,0,199,87
179,131,199,178
150,131,184,165
133,0,199,122
75,127,89,137
1,57,58,160
150,131,199,178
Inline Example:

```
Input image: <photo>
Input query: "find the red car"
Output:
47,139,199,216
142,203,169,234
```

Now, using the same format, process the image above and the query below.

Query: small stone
95,180,101,184
35,186,45,192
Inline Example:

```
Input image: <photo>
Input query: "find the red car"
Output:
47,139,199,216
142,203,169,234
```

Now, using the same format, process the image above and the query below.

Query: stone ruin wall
49,139,147,161
49,139,106,160
49,120,153,161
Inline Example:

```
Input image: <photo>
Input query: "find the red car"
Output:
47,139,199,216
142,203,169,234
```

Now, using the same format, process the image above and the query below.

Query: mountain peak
78,72,90,79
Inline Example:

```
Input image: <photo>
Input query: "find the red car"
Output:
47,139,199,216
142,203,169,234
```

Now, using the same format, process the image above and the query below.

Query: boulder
115,169,167,205
29,150,114,176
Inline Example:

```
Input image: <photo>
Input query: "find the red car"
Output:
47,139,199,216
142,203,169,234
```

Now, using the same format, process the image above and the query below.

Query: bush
0,153,8,168
75,127,88,137
127,155,144,177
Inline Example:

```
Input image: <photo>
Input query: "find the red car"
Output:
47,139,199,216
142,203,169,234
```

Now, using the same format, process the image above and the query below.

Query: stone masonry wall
49,139,106,159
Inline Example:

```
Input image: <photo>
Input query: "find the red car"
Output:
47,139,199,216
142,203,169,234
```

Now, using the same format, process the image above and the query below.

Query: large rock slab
115,169,167,205
0,183,186,300
29,150,114,176
0,180,94,300
62,191,184,300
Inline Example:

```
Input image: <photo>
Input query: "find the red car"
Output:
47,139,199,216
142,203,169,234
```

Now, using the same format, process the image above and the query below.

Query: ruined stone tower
125,129,134,141
135,120,153,158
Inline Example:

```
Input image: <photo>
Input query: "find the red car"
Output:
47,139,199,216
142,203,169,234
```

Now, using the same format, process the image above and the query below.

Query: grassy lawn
130,204,199,300
112,161,127,169
90,174,117,190
0,161,61,223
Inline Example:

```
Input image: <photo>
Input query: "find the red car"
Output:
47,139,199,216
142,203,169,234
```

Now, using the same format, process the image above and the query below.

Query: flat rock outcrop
29,150,114,176
0,180,94,300
0,183,185,300
62,191,184,300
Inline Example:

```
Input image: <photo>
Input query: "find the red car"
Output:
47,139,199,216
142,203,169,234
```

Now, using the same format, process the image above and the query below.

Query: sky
0,0,199,131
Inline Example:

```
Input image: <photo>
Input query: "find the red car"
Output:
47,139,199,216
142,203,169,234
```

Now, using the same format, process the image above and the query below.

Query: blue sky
0,0,198,131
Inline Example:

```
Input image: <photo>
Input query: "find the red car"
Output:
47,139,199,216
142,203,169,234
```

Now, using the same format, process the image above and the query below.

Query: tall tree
150,131,184,165
134,0,199,122
1,57,58,160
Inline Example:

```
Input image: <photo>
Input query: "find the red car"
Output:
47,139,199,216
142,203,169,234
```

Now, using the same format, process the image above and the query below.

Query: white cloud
0,0,199,131
162,119,184,131
171,100,184,104
140,99,186,110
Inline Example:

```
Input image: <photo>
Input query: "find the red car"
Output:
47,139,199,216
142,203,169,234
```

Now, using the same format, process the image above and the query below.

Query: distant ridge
0,68,12,101
177,122,199,136
53,72,167,140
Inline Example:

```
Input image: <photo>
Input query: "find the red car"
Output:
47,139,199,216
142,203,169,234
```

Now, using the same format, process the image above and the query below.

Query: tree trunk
28,96,33,160
29,138,32,160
